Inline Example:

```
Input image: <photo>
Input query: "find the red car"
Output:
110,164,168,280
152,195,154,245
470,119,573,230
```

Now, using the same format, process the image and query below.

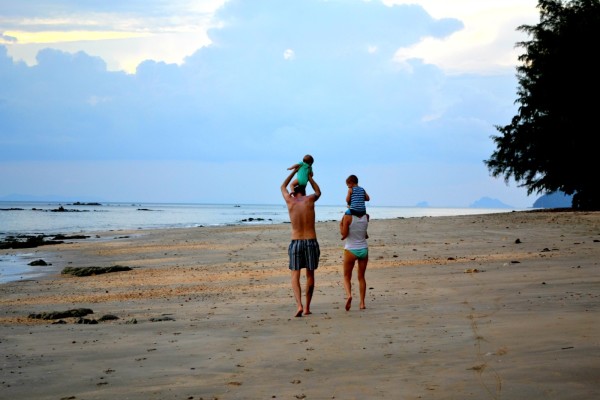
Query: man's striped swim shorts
288,239,320,271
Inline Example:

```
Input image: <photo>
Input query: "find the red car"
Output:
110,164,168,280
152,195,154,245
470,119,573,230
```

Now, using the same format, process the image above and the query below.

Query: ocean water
1,201,519,283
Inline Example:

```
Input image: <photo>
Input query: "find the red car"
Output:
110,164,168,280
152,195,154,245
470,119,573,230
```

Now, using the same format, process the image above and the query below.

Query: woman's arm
340,214,351,240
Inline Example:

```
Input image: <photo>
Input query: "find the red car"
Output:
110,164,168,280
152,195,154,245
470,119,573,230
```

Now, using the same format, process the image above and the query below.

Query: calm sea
0,201,519,283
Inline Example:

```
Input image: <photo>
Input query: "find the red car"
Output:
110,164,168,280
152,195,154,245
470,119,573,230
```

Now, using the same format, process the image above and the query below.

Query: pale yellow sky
3,30,150,44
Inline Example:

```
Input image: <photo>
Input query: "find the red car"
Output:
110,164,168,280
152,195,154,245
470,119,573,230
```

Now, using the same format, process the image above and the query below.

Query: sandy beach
1,211,599,399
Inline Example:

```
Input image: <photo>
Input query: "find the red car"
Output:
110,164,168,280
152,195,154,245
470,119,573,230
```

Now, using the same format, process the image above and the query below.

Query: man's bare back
286,196,317,240
281,170,320,239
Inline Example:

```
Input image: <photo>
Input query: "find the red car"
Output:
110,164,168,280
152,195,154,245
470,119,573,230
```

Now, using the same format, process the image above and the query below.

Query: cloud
283,48,295,60
0,0,537,206
387,0,539,74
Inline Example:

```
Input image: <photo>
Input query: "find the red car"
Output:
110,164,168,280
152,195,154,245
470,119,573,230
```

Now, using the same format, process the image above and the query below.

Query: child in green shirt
288,154,314,192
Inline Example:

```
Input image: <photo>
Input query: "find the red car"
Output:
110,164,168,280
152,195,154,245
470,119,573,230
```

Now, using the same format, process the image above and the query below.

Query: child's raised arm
287,163,300,171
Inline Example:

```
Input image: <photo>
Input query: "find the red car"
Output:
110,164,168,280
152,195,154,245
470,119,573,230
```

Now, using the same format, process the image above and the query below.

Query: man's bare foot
295,307,303,317
304,310,312,315
360,304,366,310
345,296,352,311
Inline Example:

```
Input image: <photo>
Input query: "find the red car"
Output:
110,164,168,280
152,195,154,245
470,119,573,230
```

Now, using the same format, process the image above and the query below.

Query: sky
0,0,541,207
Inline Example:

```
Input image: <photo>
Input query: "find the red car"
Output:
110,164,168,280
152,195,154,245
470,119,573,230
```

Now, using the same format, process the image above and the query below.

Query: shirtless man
281,168,321,317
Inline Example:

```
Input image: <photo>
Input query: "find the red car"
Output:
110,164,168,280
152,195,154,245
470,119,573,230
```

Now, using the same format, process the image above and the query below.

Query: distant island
533,191,573,208
469,197,513,209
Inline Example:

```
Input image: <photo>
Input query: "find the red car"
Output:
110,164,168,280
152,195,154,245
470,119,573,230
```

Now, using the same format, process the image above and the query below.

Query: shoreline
1,209,522,285
1,210,599,399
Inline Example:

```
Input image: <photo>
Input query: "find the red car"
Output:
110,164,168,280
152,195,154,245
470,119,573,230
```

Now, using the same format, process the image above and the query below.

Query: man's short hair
293,185,307,196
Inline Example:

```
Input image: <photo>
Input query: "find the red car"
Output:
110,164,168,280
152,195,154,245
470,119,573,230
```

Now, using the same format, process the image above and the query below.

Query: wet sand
1,211,599,399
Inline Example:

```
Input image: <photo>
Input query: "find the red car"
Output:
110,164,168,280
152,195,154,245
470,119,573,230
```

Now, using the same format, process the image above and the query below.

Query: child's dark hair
303,154,314,165
346,175,358,184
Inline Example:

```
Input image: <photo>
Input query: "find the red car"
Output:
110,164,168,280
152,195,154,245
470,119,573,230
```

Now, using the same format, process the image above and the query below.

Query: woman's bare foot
304,309,312,315
345,297,352,311
360,303,366,310
295,307,303,317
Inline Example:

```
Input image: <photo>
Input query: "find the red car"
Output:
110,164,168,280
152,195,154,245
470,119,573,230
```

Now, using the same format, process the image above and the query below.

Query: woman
340,212,369,311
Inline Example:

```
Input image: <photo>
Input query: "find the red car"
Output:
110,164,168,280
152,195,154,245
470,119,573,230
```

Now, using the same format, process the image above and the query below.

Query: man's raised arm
281,170,296,198
308,175,321,200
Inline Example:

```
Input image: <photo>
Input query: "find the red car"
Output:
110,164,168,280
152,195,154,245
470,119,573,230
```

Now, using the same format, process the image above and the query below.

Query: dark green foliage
485,0,600,209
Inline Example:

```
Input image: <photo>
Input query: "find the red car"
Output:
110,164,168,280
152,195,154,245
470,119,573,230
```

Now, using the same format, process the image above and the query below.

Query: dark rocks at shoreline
76,318,98,324
28,259,50,266
52,314,120,324
22,206,90,212
70,202,102,206
28,309,120,324
29,308,94,320
0,233,90,249
0,235,65,249
0,207,25,211
98,314,120,321
240,217,273,222
50,206,89,213
53,234,90,240
61,265,132,277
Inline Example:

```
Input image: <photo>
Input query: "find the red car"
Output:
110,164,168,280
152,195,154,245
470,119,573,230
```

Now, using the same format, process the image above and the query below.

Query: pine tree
485,0,600,209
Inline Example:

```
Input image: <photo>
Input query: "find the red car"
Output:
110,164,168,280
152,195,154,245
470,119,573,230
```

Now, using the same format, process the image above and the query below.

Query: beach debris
468,364,487,372
149,316,175,322
28,259,49,266
98,314,120,321
77,317,98,324
510,260,521,264
515,238,522,244
29,308,94,320
61,265,132,276
464,268,482,273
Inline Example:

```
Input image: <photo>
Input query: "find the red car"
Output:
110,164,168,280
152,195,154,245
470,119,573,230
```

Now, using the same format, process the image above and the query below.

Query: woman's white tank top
345,215,368,250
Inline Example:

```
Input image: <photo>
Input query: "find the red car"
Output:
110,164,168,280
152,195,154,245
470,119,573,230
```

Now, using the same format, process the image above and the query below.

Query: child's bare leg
289,178,299,192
